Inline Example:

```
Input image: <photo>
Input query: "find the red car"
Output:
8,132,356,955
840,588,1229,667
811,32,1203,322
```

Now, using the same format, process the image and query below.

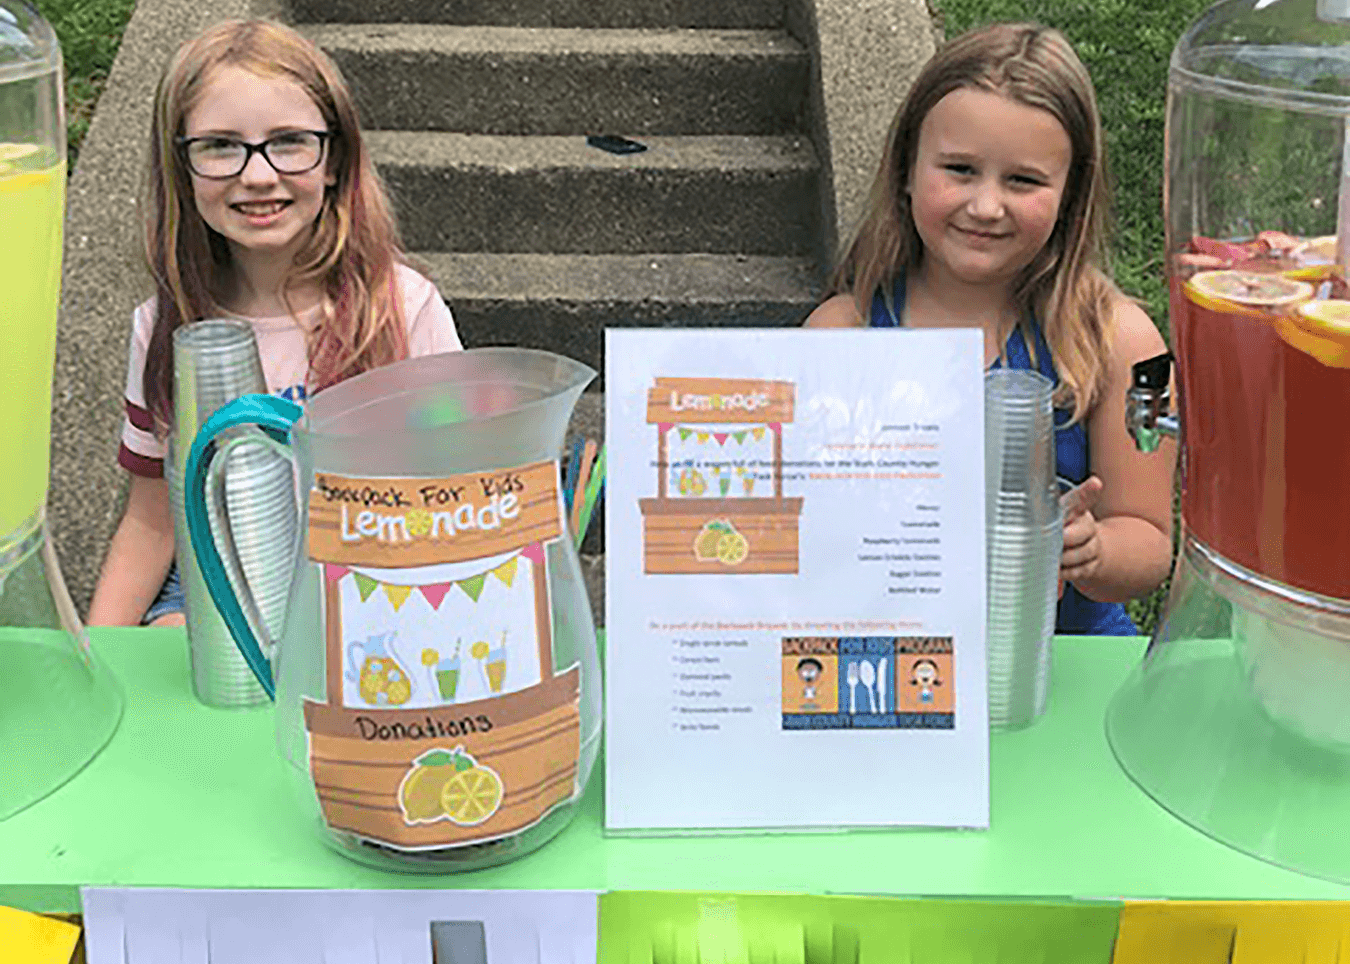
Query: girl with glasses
88,19,464,627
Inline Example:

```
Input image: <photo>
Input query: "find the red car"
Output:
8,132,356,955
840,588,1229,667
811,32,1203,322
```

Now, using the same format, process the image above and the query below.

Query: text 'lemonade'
0,148,65,539
1174,249,1350,600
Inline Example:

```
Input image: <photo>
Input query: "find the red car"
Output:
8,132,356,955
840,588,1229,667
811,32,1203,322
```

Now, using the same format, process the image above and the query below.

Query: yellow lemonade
485,656,506,693
0,155,65,539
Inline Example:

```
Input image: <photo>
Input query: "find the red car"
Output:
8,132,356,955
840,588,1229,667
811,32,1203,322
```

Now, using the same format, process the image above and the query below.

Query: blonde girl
89,19,463,626
806,22,1173,634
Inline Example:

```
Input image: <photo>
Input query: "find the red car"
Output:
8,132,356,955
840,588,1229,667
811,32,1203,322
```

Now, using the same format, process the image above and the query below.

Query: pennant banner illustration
332,547,538,611
354,572,380,602
384,584,413,611
458,573,487,603
420,582,453,610
670,424,770,444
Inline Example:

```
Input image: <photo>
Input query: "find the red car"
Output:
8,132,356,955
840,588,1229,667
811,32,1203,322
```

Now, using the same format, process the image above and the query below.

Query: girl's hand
1060,475,1105,592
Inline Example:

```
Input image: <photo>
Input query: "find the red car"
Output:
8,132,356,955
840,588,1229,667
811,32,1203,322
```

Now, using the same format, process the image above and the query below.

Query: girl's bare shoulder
804,293,865,328
1108,294,1168,366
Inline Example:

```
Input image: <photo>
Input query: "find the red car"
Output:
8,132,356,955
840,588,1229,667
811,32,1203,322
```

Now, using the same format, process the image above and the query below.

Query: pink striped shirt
118,264,463,477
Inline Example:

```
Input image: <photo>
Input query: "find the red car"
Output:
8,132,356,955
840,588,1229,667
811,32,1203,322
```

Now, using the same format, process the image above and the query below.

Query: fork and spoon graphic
847,657,888,713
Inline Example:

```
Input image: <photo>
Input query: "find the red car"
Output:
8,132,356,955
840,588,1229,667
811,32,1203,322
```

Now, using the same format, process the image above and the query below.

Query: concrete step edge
302,23,806,57
290,0,782,29
416,252,822,303
368,132,818,172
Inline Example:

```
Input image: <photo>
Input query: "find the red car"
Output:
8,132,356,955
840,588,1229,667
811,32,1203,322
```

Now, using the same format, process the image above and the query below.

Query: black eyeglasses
178,130,331,179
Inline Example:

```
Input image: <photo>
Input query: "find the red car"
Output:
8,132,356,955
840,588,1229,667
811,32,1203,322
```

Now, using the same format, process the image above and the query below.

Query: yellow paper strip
0,906,80,964
1116,902,1350,964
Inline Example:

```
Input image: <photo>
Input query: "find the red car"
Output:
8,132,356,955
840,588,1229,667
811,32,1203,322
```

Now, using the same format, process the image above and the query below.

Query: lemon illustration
717,531,749,566
399,762,454,823
359,673,384,705
405,507,433,536
693,520,734,561
386,676,412,705
422,648,440,667
471,640,489,660
694,523,725,561
398,749,458,824
440,757,504,826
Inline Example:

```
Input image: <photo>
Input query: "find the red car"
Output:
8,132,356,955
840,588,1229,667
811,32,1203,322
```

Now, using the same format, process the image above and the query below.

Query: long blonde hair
829,22,1117,423
141,18,408,430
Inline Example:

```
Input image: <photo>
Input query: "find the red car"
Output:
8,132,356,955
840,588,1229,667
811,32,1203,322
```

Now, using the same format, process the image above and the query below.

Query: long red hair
141,18,408,431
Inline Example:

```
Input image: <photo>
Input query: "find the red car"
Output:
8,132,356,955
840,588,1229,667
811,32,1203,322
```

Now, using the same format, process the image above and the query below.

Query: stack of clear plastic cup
985,369,1063,730
170,320,296,708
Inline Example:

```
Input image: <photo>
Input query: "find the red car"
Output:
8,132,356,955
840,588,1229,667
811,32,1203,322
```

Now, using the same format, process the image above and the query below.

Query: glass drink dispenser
0,1,122,819
1108,0,1350,883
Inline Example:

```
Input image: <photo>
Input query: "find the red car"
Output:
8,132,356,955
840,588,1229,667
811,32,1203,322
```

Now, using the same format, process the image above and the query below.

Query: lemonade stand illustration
640,377,802,574
301,459,581,848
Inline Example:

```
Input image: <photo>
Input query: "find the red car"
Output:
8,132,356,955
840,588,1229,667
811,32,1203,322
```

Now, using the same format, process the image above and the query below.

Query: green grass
937,0,1214,634
29,0,138,169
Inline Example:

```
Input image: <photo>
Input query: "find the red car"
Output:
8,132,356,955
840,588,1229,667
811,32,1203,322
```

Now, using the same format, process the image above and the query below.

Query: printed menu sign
301,460,581,850
605,328,989,831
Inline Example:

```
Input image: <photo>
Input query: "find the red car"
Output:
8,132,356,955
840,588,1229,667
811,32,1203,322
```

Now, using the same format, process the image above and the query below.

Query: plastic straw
575,444,606,548
570,439,598,539
563,436,584,513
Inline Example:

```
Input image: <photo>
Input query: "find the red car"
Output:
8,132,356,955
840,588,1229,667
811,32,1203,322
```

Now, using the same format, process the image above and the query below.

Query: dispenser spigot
1126,352,1178,454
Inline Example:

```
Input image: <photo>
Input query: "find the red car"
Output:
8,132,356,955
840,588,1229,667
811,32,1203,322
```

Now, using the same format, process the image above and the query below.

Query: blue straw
563,436,584,513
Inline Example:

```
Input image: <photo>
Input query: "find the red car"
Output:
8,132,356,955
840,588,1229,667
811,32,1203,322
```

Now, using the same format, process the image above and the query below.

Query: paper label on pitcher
300,461,582,851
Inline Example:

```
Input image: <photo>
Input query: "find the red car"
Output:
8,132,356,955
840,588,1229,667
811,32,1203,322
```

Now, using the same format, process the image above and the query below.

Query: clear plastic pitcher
181,348,601,872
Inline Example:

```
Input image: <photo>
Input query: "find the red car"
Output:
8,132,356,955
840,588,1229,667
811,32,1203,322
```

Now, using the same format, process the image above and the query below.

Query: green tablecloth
4,628,1349,914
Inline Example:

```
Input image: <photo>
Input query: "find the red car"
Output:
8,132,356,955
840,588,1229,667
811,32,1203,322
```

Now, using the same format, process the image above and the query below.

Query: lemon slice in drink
1274,299,1350,368
0,143,41,161
440,765,504,826
0,143,42,176
1299,299,1350,334
1294,235,1338,265
1186,270,1312,309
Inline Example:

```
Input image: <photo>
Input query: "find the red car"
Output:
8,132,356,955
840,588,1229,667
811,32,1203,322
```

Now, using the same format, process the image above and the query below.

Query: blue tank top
869,277,1138,636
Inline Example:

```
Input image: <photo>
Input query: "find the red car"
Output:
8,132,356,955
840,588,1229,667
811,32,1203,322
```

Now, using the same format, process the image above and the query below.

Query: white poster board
604,328,989,832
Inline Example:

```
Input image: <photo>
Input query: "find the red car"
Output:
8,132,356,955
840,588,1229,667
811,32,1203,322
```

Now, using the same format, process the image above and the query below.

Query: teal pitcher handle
183,394,303,700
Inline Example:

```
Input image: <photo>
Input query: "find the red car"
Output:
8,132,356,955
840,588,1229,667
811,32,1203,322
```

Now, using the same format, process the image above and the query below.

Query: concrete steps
302,25,808,135
418,252,819,375
370,133,818,254
292,0,784,29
